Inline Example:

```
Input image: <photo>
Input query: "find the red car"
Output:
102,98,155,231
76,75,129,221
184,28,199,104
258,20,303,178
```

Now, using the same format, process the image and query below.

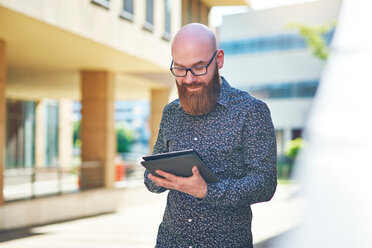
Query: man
144,23,277,247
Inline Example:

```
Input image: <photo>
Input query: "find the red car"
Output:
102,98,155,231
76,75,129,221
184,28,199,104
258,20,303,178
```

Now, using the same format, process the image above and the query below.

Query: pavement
0,182,304,248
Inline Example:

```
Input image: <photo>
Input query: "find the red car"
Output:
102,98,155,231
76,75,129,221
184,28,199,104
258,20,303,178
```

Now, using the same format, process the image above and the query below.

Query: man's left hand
148,166,207,199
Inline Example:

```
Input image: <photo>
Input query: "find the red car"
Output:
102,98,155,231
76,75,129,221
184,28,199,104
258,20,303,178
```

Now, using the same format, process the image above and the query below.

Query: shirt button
193,137,198,141
188,218,192,222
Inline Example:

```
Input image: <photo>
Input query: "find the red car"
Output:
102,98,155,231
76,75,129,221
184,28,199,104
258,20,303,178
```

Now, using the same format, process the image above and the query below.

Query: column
58,99,73,168
150,88,171,153
80,71,115,189
0,40,6,205
35,100,46,168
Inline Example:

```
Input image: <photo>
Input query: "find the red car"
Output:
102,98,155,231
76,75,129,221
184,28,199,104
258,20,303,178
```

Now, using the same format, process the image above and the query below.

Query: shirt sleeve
143,107,169,194
201,101,277,207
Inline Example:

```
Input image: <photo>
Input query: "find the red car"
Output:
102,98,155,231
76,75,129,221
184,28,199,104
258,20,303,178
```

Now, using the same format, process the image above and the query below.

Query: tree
287,22,336,61
285,137,307,161
73,121,81,148
116,125,134,153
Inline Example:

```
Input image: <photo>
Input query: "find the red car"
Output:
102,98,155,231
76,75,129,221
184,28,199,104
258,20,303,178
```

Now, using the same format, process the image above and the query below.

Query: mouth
186,84,203,92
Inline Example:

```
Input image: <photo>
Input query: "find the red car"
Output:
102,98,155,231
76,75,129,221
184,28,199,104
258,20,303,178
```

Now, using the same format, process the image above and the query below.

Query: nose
183,69,197,85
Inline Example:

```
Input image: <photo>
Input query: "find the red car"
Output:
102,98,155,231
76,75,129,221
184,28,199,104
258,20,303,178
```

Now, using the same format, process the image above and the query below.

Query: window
188,0,192,23
292,129,302,139
91,0,110,9
6,100,35,169
244,81,319,99
221,30,335,55
163,0,171,40
275,129,284,155
45,101,59,167
121,0,134,21
197,0,201,23
144,0,154,32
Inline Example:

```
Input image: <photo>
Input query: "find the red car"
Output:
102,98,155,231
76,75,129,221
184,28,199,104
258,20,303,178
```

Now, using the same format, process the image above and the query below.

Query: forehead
171,36,215,67
172,47,213,67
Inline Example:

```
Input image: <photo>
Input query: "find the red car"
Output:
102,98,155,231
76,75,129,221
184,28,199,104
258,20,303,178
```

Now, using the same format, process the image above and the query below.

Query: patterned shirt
144,77,277,248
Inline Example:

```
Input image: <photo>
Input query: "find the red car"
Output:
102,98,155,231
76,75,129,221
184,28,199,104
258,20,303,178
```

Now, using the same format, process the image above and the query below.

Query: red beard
176,66,221,115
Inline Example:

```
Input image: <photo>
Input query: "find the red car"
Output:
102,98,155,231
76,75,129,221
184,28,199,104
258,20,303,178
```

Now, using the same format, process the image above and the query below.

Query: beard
176,65,221,116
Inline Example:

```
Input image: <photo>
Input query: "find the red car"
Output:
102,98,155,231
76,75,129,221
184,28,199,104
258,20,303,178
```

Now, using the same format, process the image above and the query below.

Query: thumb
192,166,200,176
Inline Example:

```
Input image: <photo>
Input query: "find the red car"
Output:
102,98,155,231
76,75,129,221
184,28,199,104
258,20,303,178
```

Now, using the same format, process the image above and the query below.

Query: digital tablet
141,149,218,183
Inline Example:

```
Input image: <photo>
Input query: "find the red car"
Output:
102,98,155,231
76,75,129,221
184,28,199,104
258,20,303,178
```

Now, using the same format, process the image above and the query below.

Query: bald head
171,23,217,57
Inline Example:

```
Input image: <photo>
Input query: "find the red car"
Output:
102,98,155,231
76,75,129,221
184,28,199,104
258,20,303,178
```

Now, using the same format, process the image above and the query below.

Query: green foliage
287,22,336,60
285,137,306,160
277,154,292,179
277,138,307,179
73,120,134,153
73,121,81,148
116,124,134,153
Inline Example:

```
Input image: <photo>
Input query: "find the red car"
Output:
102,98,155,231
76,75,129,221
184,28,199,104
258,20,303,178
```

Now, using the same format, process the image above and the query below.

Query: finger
192,166,200,176
151,176,176,189
148,173,160,182
156,170,178,180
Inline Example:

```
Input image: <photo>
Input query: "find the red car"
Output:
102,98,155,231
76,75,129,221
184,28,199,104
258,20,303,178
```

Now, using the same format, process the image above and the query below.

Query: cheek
200,74,212,85
175,78,183,85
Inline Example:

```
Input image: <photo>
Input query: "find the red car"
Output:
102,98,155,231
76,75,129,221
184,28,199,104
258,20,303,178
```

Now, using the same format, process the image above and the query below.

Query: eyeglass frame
169,50,218,77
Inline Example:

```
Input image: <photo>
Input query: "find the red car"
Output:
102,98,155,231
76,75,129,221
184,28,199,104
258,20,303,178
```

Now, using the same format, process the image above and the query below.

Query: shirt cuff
195,181,221,205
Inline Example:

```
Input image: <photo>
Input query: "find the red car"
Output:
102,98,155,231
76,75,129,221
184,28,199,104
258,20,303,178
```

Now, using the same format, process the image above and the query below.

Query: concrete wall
220,0,341,40
221,50,325,86
0,0,182,69
0,188,125,230
266,98,313,130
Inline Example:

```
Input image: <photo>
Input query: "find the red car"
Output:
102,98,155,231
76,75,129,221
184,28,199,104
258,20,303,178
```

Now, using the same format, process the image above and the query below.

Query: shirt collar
176,76,231,110
216,76,231,109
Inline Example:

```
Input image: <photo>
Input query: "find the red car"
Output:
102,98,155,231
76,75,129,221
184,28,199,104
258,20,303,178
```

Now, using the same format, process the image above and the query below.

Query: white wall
266,98,313,129
220,0,341,40
221,50,324,86
218,0,341,150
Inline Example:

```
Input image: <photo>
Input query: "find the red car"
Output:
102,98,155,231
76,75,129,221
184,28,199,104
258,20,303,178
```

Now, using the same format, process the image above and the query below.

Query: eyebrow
173,59,209,68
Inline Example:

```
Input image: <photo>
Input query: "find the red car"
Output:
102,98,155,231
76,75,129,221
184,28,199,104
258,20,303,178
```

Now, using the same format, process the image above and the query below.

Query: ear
216,49,224,69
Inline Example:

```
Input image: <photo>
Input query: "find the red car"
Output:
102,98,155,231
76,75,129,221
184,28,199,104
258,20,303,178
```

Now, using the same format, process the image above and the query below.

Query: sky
209,0,320,26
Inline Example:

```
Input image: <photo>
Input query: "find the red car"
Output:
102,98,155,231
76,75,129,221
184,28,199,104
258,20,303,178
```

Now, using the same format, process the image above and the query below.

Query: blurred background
2,0,364,247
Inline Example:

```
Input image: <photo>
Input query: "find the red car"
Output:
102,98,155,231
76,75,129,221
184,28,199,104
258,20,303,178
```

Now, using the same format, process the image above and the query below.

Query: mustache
181,82,205,89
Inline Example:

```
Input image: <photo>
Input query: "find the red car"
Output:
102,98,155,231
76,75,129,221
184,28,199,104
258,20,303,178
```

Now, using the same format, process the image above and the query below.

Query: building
0,0,250,230
219,0,341,154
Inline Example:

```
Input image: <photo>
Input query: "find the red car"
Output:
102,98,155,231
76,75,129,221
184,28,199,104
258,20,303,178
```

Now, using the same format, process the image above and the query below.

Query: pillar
0,40,6,204
58,99,73,168
150,88,171,153
80,71,115,189
35,100,46,168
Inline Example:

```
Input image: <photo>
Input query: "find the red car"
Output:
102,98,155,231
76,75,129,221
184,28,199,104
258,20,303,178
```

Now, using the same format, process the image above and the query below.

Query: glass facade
45,101,59,167
187,0,192,23
240,81,319,99
5,100,35,169
220,30,334,55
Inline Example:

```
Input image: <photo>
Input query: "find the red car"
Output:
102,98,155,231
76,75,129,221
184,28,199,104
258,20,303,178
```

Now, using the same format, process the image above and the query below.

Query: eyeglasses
170,51,218,77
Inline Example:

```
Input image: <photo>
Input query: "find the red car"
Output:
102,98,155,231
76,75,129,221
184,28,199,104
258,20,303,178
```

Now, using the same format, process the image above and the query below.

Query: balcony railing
3,155,146,202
